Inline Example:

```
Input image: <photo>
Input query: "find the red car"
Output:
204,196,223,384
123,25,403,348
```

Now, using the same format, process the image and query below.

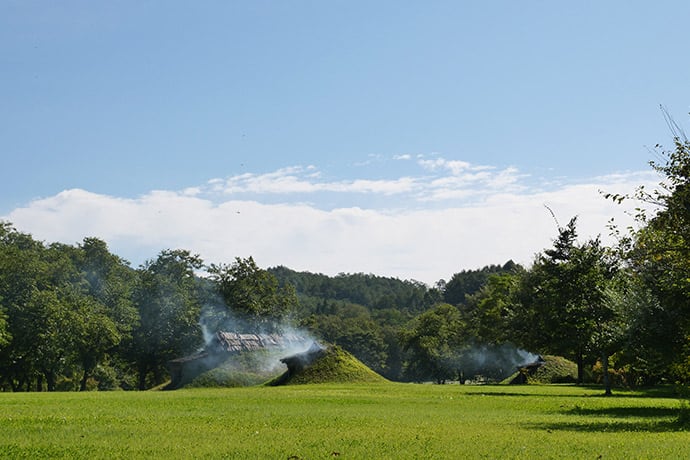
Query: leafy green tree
0,226,11,350
73,238,137,389
0,307,9,351
0,223,54,390
131,250,204,390
28,289,74,391
76,238,137,340
463,271,522,345
35,241,129,391
606,118,690,383
400,303,464,383
209,257,297,331
508,218,616,385
67,293,121,391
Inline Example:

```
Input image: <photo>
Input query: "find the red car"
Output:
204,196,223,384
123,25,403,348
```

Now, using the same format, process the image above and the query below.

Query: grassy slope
268,345,387,385
501,355,578,384
1,384,688,459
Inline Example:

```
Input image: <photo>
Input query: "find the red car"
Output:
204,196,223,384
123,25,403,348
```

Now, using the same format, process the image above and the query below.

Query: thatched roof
211,332,309,353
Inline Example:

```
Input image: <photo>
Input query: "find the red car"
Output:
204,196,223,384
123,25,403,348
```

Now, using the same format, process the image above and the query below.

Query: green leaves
208,256,298,331
400,303,464,383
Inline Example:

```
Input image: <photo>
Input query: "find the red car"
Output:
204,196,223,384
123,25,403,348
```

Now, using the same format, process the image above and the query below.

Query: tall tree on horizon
508,217,617,386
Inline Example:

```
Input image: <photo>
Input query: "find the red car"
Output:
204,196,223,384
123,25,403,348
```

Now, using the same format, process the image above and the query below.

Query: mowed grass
1,384,688,459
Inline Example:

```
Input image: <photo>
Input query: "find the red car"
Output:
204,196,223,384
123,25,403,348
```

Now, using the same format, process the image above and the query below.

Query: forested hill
268,266,438,314
442,260,520,306
269,261,520,314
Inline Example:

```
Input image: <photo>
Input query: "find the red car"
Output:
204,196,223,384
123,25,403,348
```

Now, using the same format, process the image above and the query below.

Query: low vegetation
1,384,688,459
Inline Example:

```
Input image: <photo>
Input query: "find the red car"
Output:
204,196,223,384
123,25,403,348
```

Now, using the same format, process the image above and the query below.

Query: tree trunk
138,363,148,391
602,351,612,396
577,349,584,385
45,370,56,392
80,370,89,391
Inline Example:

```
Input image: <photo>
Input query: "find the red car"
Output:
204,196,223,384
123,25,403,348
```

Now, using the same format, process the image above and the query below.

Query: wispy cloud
208,166,419,198
195,156,530,207
3,157,659,284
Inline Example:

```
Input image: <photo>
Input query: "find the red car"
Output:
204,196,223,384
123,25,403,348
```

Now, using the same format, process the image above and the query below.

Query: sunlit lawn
0,383,688,459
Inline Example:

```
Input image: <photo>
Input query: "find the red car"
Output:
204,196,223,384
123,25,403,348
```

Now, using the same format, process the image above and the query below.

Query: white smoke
191,300,317,378
458,344,539,382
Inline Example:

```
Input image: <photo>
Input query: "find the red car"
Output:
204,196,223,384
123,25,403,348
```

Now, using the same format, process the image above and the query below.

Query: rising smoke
457,344,539,382
170,299,318,387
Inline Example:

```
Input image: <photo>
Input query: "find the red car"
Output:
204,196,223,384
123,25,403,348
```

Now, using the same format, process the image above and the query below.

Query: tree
463,271,522,345
508,217,617,386
76,238,137,341
130,250,204,390
73,238,137,389
400,303,464,383
28,289,74,391
605,112,690,383
0,223,57,390
0,307,9,351
208,257,298,332
67,293,121,391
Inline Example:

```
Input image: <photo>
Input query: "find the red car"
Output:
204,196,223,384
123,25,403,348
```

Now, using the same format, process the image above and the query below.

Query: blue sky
2,1,689,283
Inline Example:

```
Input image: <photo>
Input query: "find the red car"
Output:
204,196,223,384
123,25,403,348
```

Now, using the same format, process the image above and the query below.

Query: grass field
1,384,688,459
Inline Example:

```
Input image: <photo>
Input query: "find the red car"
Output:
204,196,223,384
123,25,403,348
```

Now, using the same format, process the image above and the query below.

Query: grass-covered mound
267,345,387,385
185,349,288,388
502,355,578,384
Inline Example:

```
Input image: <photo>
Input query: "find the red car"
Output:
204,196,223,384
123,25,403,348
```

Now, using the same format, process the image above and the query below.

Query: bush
592,359,626,387
92,364,120,391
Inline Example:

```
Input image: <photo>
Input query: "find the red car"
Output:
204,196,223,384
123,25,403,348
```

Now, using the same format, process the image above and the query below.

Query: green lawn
0,384,688,459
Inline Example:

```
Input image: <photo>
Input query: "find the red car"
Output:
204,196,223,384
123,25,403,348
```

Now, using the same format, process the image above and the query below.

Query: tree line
0,237,298,391
2,121,690,391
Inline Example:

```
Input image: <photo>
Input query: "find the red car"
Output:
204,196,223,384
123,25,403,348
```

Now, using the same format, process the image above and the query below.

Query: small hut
167,331,310,389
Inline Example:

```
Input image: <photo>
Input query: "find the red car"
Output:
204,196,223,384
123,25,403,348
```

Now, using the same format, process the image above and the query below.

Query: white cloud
3,164,659,284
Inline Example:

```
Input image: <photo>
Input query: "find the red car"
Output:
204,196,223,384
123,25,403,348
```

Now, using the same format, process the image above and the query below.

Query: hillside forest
2,131,690,392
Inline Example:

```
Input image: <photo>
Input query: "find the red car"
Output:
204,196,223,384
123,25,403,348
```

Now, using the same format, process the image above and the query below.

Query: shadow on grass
473,385,690,433
530,404,690,433
473,385,684,400
467,391,588,399
531,419,686,433
570,406,678,418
